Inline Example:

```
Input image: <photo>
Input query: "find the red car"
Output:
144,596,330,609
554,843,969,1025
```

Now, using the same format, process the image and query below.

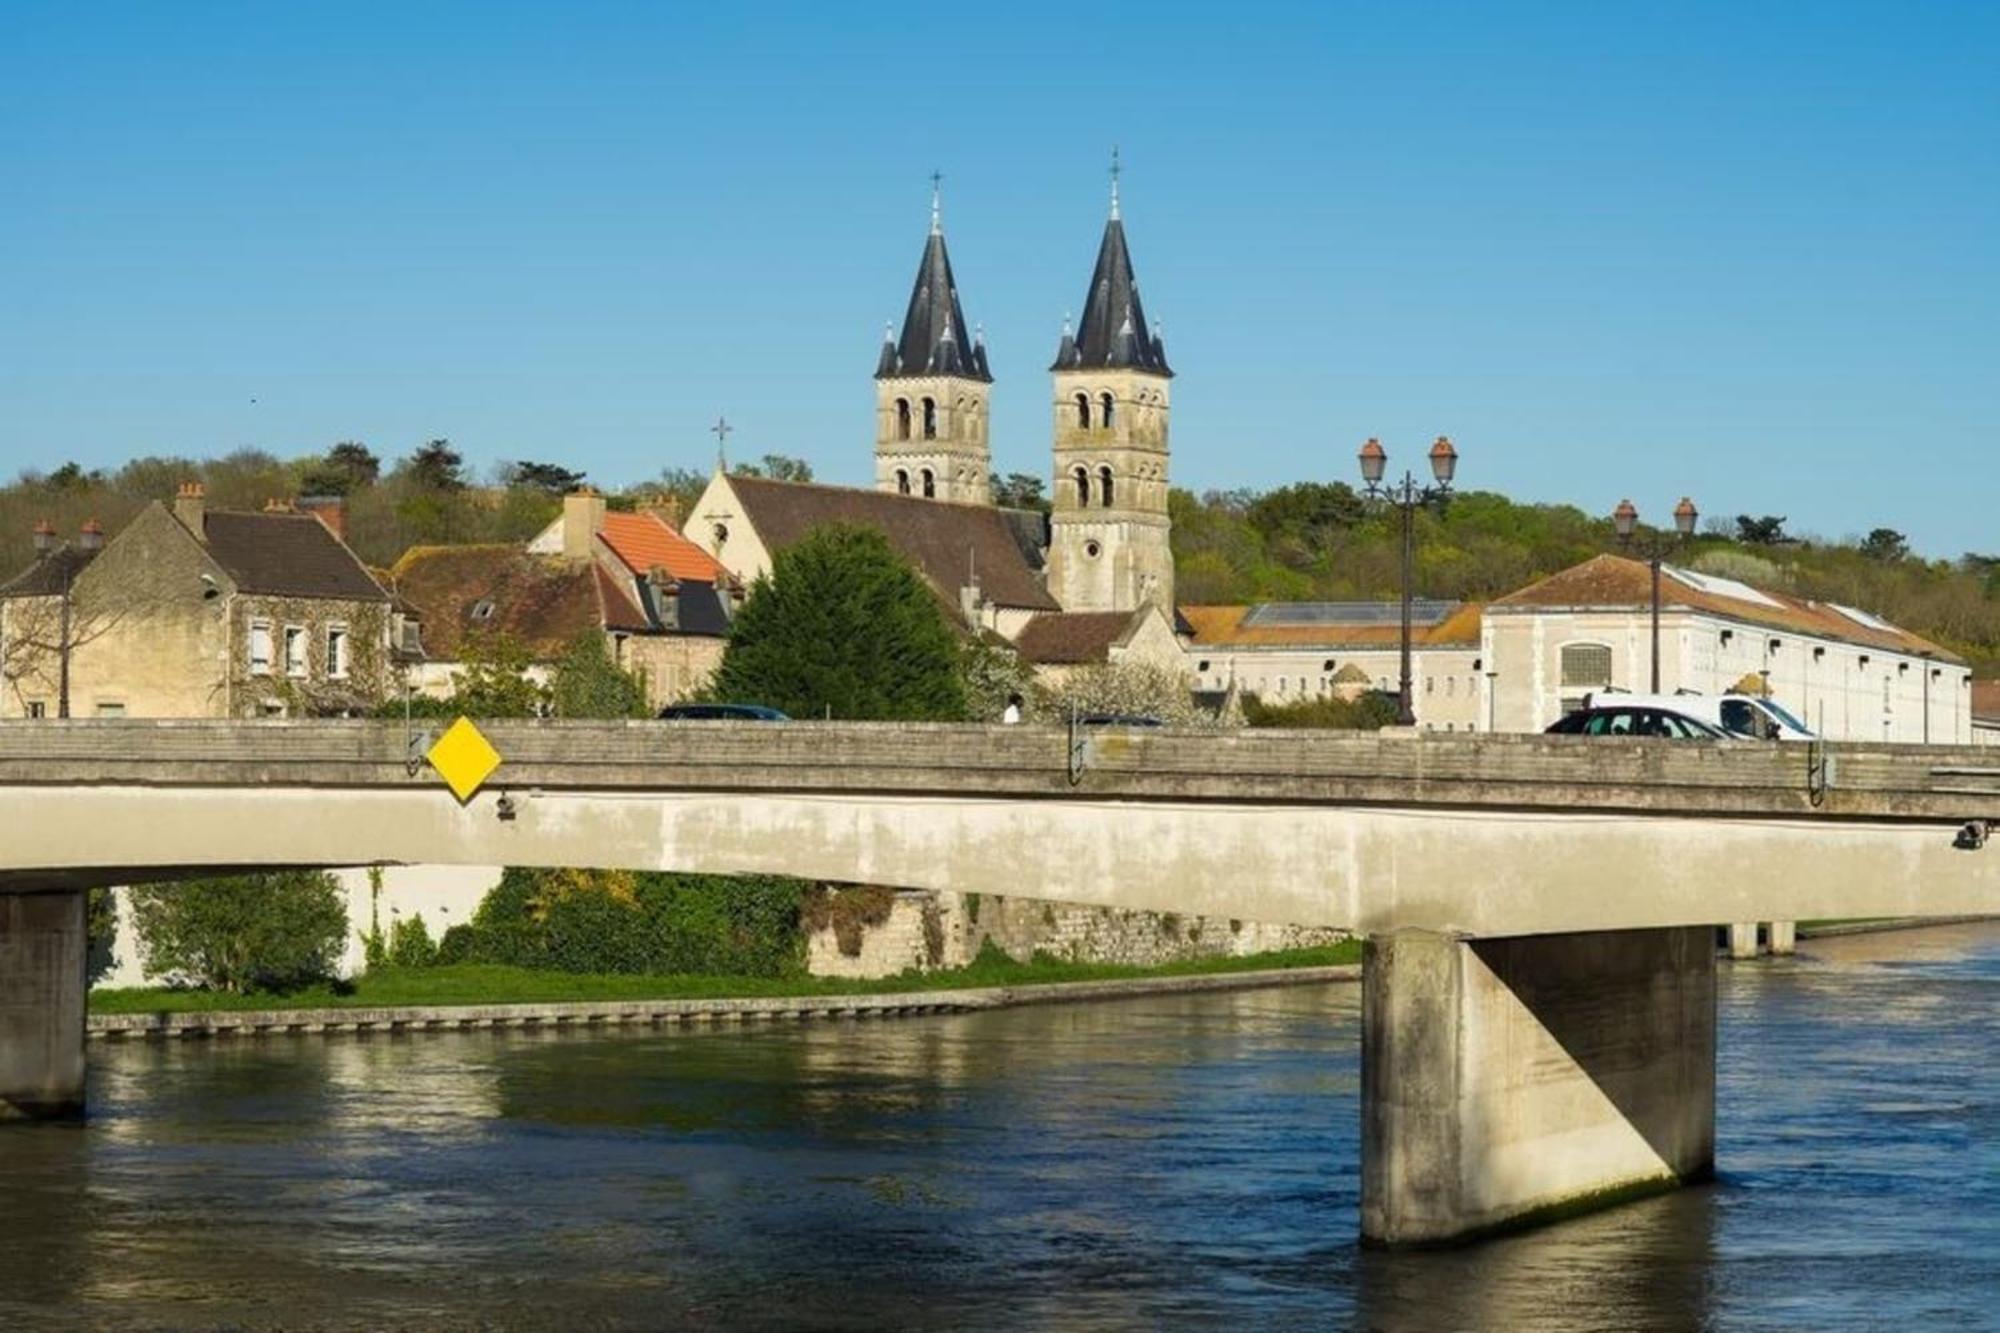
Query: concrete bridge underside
5,720,1999,1245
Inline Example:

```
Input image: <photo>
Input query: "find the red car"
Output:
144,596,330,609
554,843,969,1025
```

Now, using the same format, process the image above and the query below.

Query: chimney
262,497,295,513
298,495,347,542
562,486,607,562
174,482,207,540
639,492,684,531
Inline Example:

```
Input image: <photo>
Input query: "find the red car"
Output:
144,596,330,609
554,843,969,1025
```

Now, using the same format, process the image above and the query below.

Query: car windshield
1760,700,1812,734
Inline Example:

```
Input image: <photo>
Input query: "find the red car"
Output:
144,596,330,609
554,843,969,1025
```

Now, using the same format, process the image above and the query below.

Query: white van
1582,691,1815,742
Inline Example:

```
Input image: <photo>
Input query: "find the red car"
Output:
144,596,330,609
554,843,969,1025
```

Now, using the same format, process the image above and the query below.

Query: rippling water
2,924,1997,1330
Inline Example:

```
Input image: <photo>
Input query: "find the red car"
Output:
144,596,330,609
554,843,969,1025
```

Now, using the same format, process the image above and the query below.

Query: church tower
1047,160,1174,615
874,179,992,505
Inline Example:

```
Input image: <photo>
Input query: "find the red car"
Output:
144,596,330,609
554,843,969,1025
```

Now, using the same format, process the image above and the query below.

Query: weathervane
930,169,943,234
1109,146,1121,220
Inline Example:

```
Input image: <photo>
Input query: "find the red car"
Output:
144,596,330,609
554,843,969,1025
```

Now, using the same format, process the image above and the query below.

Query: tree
1735,514,1789,545
506,460,588,495
990,472,1048,511
548,632,650,718
299,442,381,495
712,523,966,720
1246,481,1366,542
449,632,548,717
1861,528,1909,563
1033,661,1216,727
128,871,348,993
731,454,814,483
406,439,467,492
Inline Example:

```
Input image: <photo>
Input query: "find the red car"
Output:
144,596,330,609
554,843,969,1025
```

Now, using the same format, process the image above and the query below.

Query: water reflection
0,927,1995,1329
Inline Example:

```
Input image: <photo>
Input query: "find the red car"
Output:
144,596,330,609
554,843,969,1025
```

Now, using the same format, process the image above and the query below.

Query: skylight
1662,566,1781,609
1828,603,1897,633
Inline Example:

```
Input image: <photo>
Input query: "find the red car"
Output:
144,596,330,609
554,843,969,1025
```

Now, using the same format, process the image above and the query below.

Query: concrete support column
0,890,88,1121
1765,922,1796,956
1361,926,1715,1246
1725,922,1761,959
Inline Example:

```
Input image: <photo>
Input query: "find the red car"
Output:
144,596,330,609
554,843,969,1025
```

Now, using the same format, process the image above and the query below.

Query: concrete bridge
4,719,1998,1245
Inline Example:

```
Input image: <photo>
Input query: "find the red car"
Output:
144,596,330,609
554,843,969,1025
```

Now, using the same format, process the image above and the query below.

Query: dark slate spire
876,177,991,383
1051,155,1172,376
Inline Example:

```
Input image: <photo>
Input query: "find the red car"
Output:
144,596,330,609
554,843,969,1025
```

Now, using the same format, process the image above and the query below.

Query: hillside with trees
8,445,2000,672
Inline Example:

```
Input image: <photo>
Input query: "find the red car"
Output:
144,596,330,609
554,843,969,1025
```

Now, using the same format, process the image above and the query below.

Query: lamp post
30,517,103,719
1612,497,1698,694
1359,436,1458,727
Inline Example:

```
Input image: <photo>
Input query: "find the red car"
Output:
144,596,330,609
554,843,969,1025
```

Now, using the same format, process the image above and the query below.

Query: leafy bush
386,914,439,968
1241,690,1401,730
128,871,348,994
548,631,650,719
446,867,809,976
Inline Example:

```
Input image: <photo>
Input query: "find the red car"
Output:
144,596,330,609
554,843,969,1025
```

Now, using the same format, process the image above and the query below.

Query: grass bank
89,942,1362,1016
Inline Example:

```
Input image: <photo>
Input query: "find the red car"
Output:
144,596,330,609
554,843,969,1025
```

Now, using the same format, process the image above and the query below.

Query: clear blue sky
3,2,1995,555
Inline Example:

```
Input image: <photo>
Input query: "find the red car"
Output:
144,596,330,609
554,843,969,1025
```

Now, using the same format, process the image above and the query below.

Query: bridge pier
1361,926,1715,1246
0,889,87,1121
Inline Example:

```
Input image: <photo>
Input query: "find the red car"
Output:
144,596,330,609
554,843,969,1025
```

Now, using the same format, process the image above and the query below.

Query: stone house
392,489,736,709
0,484,399,719
1011,605,1187,688
1181,602,1487,731
1482,553,1971,742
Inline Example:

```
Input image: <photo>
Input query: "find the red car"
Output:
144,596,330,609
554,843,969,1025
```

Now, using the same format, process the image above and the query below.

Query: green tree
990,472,1048,510
405,439,467,492
1861,527,1909,563
450,632,547,717
548,631,650,718
712,523,967,719
732,454,815,483
1735,514,1789,545
128,871,348,993
300,441,382,495
506,460,589,494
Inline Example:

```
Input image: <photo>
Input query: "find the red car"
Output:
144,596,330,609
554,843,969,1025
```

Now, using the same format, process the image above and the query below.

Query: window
94,701,126,718
260,700,287,719
398,617,423,656
25,701,45,719
1073,466,1090,507
248,620,273,674
1100,392,1115,427
284,625,308,677
1074,393,1091,428
895,398,912,441
1083,540,1102,559
920,468,936,499
326,625,350,680
1098,465,1115,507
1446,677,1456,697
712,523,729,549
895,468,910,495
921,397,937,440
1426,677,1435,694
1558,642,1612,717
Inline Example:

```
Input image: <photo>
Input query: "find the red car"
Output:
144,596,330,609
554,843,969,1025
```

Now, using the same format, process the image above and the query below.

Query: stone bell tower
874,177,993,505
1047,157,1174,614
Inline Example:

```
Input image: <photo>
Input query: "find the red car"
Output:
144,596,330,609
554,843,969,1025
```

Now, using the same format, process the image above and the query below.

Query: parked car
1545,704,1729,739
656,703,790,721
1580,691,1815,742
1076,712,1166,728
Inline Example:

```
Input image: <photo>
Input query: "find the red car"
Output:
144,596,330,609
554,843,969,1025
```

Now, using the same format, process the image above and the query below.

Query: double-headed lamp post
1611,496,1698,694
1359,435,1459,727
31,517,104,719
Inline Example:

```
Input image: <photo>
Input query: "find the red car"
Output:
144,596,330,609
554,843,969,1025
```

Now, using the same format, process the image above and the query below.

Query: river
2,923,1997,1330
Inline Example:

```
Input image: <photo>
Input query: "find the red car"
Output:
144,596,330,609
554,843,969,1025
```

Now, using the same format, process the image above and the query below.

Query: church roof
724,475,1058,612
878,214,990,383
1051,216,1171,376
1013,609,1147,665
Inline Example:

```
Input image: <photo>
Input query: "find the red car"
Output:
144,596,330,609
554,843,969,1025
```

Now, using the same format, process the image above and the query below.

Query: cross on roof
929,169,943,234
711,415,732,471
1109,146,1121,220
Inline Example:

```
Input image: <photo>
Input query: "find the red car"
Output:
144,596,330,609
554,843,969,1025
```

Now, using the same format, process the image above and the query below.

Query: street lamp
1359,436,1459,727
1612,496,1698,694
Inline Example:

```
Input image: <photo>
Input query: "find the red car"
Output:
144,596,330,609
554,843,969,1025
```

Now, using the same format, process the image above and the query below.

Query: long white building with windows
1482,554,1971,743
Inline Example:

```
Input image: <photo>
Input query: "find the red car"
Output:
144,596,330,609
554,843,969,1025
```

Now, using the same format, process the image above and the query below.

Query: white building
1181,601,1487,731
1482,554,1971,743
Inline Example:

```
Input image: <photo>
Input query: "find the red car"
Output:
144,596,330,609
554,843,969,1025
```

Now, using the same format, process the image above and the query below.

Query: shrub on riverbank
429,867,809,977
127,871,348,994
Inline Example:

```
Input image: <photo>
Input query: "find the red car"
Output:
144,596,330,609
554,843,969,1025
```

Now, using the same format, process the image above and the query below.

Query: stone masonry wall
805,887,1346,980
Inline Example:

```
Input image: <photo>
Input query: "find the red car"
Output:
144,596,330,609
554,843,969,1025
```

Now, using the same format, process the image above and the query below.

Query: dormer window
471,599,496,622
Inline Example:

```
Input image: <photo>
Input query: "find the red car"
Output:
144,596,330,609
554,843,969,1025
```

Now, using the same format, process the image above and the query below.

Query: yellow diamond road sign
427,716,502,803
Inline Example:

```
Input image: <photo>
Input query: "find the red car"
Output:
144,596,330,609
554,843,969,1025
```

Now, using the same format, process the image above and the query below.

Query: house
1970,680,2000,746
392,489,736,708
0,484,397,719
1181,602,1487,730
1011,606,1187,686
1482,553,1971,742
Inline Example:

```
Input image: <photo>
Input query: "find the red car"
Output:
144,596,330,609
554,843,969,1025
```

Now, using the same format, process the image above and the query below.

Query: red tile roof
598,511,727,583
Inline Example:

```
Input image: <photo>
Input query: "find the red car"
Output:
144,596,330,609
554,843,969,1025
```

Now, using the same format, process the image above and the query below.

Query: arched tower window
895,468,910,495
1072,465,1090,507
1073,393,1091,428
1100,392,1115,428
921,397,937,440
921,467,936,499
1098,465,1115,507
895,398,911,442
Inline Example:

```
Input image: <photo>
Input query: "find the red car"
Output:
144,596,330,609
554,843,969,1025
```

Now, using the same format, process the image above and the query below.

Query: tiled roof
877,226,991,382
389,546,616,661
726,476,1059,612
197,510,388,602
1051,217,1171,376
1972,680,2000,724
1013,610,1143,665
0,546,100,597
598,511,728,583
1489,554,1959,663
1182,602,1483,650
